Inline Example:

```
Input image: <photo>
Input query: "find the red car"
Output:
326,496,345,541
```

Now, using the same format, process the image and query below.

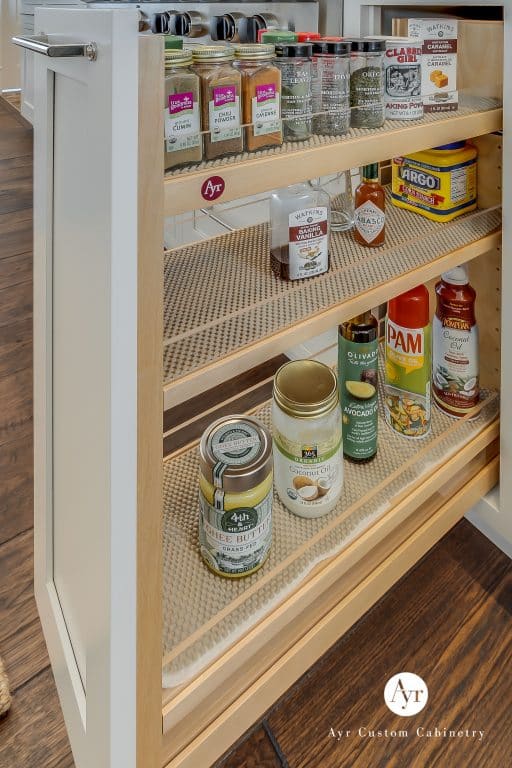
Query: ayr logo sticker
384,673,428,716
201,175,225,202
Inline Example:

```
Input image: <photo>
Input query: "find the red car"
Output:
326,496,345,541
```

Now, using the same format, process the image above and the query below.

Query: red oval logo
201,175,225,202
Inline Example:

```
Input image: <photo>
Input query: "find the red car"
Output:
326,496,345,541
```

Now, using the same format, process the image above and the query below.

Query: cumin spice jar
164,49,202,171
233,44,282,152
192,46,243,161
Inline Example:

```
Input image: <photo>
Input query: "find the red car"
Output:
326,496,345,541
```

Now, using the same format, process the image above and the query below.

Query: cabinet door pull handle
12,34,97,61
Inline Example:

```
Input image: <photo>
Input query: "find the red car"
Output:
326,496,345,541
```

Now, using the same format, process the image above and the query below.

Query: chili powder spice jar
233,44,283,151
164,49,202,171
198,415,273,578
192,46,243,160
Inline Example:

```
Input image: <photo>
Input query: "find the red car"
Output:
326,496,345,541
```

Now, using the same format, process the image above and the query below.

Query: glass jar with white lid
272,360,343,518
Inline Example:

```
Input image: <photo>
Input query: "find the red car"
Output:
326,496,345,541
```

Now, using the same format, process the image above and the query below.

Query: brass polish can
272,360,343,518
198,415,273,578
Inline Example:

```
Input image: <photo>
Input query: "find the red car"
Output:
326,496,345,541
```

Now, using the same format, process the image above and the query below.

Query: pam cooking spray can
385,285,431,437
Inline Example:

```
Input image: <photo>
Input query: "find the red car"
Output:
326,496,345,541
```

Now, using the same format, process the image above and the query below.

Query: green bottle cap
362,163,379,181
164,35,183,50
261,30,298,43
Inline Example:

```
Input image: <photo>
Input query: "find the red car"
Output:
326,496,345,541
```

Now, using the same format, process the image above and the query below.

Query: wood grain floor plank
0,368,32,449
0,252,32,291
0,317,32,379
1,618,49,693
216,726,282,768
0,667,73,768
0,209,32,261
267,520,512,768
0,531,37,644
0,435,33,545
0,278,32,329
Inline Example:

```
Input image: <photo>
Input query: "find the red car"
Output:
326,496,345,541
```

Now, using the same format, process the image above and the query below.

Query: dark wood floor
1,96,511,768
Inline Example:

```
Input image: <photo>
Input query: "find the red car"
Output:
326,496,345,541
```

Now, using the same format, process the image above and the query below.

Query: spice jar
274,43,313,142
233,44,282,152
270,181,330,280
349,39,385,129
272,360,343,518
312,40,351,136
198,415,273,578
192,46,243,161
164,49,202,171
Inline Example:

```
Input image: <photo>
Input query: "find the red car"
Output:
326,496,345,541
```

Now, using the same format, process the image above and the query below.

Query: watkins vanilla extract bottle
338,311,379,461
433,265,479,417
270,182,331,280
354,163,385,247
385,285,431,438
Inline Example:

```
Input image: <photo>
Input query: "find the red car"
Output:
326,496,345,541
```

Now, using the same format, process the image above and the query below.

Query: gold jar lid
234,44,276,60
192,45,234,63
165,49,193,68
273,360,339,418
199,415,272,492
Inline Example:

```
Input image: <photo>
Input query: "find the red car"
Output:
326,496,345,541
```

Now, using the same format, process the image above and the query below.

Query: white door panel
32,8,140,767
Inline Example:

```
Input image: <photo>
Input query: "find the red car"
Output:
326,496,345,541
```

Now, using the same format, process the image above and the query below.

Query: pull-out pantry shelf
161,382,499,766
163,96,502,215
163,201,501,409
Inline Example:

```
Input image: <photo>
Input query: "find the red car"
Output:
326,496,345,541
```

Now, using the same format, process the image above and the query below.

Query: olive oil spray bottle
338,311,379,461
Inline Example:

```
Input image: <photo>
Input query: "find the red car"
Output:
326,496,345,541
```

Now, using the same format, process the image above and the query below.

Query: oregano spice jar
164,49,202,171
192,46,243,160
233,44,282,152
349,38,385,129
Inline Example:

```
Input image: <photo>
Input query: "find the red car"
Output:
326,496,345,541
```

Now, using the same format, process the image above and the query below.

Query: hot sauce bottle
354,163,385,247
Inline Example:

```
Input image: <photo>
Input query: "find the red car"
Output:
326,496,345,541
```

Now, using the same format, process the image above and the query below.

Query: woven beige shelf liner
162,385,499,688
0,656,11,717
163,200,500,385
165,95,500,177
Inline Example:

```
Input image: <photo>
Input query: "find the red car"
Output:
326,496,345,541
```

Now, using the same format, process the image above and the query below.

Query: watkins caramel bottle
354,163,385,247
433,265,479,417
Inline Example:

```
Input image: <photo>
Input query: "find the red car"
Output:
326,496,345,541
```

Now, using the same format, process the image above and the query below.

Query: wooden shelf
163,201,501,409
160,386,499,767
163,96,502,216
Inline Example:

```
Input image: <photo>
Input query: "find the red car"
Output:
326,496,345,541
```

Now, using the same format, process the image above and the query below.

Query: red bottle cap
388,284,429,329
321,36,344,42
297,31,322,42
257,28,269,42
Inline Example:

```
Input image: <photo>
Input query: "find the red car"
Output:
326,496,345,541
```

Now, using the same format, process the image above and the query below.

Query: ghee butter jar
272,360,343,518
391,142,477,222
198,416,273,578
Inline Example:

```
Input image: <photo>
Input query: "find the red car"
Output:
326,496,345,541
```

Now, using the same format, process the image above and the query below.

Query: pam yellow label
386,320,425,374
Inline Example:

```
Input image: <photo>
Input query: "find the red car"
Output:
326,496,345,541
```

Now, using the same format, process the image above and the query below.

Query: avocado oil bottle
338,311,379,462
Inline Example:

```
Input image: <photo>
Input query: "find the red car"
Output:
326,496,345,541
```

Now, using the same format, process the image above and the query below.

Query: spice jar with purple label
233,44,282,152
164,49,202,170
192,46,243,160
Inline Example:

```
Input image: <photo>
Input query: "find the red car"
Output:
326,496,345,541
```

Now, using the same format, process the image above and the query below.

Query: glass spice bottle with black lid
274,42,313,142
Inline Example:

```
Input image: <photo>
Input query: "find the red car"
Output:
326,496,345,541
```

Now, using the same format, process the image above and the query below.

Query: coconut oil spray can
338,311,379,461
385,285,431,438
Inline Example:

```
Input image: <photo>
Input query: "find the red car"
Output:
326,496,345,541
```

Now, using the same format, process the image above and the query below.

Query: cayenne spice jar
272,360,343,518
164,49,202,171
233,44,282,152
192,46,243,160
198,415,273,578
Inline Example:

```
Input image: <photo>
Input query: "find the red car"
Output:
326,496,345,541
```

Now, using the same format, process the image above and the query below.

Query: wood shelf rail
163,203,501,409
163,99,502,216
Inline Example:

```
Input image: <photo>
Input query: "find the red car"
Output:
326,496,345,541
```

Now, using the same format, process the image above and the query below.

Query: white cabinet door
32,8,152,768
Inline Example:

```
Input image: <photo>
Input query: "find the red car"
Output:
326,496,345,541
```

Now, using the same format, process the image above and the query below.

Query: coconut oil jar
198,415,273,578
272,360,343,518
